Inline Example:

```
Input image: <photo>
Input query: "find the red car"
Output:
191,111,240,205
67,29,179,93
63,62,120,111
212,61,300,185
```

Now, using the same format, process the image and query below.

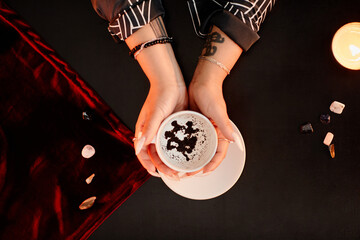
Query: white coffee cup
155,111,218,173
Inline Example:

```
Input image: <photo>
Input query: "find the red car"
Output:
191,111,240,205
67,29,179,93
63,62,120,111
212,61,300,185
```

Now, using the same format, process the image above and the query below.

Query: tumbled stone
320,114,331,124
300,122,314,134
82,111,92,120
330,101,345,114
86,173,95,184
79,196,96,210
82,145,95,159
329,144,335,158
323,132,334,146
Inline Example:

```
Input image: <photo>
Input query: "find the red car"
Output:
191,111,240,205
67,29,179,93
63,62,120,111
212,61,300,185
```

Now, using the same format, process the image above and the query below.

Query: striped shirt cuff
108,0,165,43
187,0,275,51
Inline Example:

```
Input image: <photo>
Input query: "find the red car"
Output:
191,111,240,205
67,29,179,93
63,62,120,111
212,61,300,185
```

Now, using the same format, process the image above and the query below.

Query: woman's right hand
134,78,188,180
125,17,188,180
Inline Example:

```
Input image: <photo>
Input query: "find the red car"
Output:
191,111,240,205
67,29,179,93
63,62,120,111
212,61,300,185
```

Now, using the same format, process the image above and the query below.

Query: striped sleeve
187,0,275,51
91,0,165,43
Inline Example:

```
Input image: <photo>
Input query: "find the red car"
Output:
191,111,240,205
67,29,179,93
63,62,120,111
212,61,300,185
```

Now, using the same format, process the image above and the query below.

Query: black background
5,0,360,239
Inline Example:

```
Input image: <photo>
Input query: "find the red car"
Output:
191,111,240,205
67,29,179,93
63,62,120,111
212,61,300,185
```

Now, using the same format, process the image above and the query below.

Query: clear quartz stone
330,101,345,114
323,132,334,146
82,145,95,159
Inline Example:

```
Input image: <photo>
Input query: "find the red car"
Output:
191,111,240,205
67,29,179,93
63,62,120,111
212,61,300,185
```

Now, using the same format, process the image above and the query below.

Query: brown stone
329,144,335,158
86,173,95,184
79,196,96,210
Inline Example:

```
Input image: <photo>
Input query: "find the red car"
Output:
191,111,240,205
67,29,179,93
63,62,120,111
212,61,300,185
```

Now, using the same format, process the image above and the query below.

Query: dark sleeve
187,0,275,51
91,0,165,42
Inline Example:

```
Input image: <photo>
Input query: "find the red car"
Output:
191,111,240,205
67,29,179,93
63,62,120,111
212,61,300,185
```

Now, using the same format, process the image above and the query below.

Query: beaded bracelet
198,56,231,75
129,37,173,59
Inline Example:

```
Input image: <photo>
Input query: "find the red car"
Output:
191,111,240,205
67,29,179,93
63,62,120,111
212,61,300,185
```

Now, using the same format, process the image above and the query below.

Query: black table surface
5,0,360,239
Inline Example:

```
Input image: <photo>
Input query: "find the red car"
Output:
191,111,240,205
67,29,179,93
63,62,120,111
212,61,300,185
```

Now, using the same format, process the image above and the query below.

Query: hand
125,17,188,179
134,81,188,179
187,77,234,176
185,25,243,177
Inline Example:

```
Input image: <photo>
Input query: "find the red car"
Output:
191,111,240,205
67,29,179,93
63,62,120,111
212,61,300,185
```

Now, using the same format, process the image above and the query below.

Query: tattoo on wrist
202,32,225,56
150,16,168,38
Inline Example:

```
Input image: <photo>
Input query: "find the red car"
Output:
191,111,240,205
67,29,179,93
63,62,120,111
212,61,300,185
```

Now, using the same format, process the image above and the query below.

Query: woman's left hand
186,77,233,176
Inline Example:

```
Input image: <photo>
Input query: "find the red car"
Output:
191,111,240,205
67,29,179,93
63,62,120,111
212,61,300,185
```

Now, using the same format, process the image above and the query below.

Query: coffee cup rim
155,110,218,173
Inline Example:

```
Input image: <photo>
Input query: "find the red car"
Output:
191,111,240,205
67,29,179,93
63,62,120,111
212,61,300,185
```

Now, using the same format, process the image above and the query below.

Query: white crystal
82,145,95,159
86,173,95,184
323,132,334,146
330,101,345,114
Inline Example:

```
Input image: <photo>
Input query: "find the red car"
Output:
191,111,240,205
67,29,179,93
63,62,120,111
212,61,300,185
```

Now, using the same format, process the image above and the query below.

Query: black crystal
300,122,314,134
82,111,92,120
320,114,331,124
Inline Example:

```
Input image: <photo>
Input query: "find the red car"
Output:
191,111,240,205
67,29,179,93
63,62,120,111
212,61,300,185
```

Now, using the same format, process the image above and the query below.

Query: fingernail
166,173,180,181
202,169,213,175
232,132,244,151
194,170,204,177
148,171,161,177
179,172,192,179
178,172,187,178
172,173,180,181
195,170,213,177
135,136,145,155
137,131,142,139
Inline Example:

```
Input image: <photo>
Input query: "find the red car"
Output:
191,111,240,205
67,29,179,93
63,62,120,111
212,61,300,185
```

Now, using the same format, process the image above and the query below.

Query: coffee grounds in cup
164,120,201,161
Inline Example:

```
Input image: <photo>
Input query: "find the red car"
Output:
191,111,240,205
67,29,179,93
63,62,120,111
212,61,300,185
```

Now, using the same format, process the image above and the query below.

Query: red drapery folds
0,2,149,239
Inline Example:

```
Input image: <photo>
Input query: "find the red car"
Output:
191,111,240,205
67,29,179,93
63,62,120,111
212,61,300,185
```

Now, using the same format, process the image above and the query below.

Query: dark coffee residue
164,121,199,161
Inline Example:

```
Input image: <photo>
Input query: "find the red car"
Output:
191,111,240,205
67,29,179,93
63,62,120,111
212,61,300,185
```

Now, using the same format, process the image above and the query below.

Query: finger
134,109,164,155
202,142,229,173
148,144,180,180
134,113,146,155
141,110,165,146
210,104,234,141
134,111,159,177
135,101,151,136
184,169,202,177
135,112,145,139
203,129,230,173
136,146,160,177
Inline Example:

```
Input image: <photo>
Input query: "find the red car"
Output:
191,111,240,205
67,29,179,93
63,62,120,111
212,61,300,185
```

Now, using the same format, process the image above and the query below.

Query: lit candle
332,22,360,70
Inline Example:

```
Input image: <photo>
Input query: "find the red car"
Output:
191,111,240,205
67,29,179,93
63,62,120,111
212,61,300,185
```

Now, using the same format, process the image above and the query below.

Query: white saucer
159,121,246,200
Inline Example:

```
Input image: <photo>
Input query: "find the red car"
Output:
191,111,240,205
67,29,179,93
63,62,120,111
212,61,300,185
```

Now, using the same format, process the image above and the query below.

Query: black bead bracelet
129,37,173,59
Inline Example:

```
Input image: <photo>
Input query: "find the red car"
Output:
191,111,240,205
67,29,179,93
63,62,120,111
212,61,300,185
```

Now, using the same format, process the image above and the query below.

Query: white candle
332,22,360,70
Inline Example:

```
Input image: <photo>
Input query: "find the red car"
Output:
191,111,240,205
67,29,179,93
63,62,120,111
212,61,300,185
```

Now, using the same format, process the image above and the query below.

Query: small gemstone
82,111,92,120
82,145,95,159
300,122,314,134
86,173,95,184
320,114,331,124
330,101,345,114
329,144,335,158
79,196,96,210
323,132,334,146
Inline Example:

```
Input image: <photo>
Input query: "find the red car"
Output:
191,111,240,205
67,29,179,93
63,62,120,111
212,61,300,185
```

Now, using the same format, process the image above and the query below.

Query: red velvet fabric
0,1,149,239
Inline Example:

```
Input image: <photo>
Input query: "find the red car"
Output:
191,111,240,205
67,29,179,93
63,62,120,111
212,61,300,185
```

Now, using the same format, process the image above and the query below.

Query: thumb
141,110,165,146
210,105,234,141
